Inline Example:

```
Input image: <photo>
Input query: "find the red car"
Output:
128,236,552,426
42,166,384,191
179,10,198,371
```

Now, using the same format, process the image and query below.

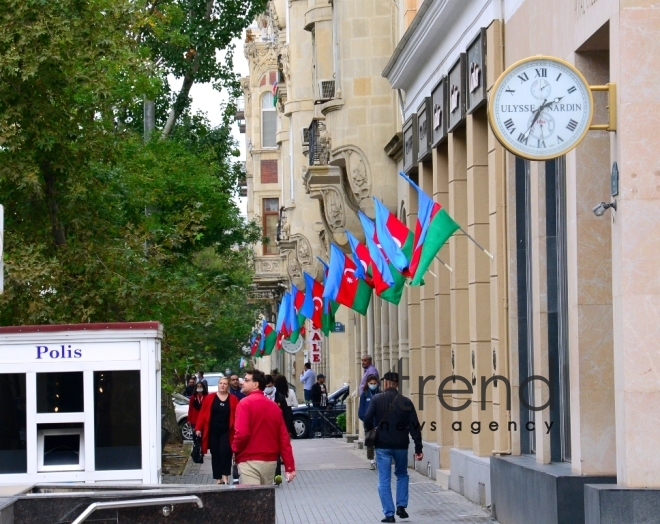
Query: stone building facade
244,0,660,521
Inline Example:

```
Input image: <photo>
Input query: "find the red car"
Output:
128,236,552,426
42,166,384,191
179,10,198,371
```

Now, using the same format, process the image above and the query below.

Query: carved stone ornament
256,1,280,43
317,123,332,166
303,165,363,249
260,259,281,273
279,233,316,288
332,145,372,209
279,212,290,241
279,44,291,83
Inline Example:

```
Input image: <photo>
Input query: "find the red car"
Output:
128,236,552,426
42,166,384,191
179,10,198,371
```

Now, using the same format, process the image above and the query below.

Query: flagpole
435,255,453,272
458,226,494,260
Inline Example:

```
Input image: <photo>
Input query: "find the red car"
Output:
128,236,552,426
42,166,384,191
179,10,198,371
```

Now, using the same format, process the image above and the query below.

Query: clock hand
523,99,547,138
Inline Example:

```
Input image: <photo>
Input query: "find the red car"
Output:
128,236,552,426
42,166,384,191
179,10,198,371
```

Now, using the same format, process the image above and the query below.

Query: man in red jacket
232,369,296,485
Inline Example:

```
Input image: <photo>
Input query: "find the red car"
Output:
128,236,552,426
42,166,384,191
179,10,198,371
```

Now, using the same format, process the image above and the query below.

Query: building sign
417,97,432,163
0,342,141,364
466,28,487,114
332,322,345,333
431,75,448,147
402,114,419,175
309,328,322,363
448,53,466,132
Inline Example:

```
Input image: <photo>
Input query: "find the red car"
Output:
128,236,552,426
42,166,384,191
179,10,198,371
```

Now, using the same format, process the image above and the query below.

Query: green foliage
336,412,346,432
0,0,266,390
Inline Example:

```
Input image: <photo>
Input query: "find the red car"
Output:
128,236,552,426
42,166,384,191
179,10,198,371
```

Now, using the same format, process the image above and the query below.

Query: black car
291,385,349,439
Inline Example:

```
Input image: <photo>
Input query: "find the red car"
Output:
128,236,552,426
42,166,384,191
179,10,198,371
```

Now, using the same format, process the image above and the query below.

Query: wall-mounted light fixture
592,200,617,217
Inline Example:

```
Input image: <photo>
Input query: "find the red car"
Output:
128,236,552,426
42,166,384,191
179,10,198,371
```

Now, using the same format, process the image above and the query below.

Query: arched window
261,92,277,148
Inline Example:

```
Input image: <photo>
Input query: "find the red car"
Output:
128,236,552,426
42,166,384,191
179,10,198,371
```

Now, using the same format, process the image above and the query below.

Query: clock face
489,56,594,160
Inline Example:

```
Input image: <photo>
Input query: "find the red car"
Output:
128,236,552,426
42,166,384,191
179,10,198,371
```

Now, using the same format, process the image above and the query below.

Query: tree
138,0,269,136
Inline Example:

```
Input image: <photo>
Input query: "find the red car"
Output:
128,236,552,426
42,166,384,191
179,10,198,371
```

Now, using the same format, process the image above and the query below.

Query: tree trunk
161,0,215,138
161,387,183,444
42,162,67,246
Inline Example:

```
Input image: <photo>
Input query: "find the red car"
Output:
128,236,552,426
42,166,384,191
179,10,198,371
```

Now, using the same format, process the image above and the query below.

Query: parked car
203,372,225,394
172,393,193,441
291,385,349,439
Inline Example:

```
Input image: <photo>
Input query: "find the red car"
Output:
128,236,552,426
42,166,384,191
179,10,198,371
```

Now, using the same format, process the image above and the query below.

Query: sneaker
396,506,409,519
370,461,376,470
381,517,396,523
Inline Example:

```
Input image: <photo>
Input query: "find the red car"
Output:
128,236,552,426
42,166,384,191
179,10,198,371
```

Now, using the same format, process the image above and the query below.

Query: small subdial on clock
531,79,552,100
528,111,555,140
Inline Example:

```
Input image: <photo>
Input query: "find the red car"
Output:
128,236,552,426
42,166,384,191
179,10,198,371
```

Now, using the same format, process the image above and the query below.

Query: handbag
364,394,397,448
191,434,204,464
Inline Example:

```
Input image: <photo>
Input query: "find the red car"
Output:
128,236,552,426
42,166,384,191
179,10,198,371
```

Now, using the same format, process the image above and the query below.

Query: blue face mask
368,384,378,391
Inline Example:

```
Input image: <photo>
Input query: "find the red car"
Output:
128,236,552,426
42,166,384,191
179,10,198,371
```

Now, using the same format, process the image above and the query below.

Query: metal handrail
71,495,203,524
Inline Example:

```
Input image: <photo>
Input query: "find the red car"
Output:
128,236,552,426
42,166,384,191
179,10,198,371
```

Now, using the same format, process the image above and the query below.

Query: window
0,374,27,473
263,198,279,255
37,372,84,413
262,92,277,148
94,371,142,470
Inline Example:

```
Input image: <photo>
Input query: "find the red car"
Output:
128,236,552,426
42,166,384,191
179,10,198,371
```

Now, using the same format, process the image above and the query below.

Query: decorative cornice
320,97,345,115
304,5,333,31
384,132,404,162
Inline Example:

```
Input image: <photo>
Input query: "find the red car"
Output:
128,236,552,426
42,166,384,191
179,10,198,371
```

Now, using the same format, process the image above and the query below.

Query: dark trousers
208,430,232,479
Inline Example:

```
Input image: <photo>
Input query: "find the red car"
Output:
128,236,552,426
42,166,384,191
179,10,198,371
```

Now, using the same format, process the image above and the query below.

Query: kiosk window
0,374,27,473
37,372,84,413
94,371,142,470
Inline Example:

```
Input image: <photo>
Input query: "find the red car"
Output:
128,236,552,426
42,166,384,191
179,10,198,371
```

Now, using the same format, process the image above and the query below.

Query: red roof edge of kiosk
0,321,163,334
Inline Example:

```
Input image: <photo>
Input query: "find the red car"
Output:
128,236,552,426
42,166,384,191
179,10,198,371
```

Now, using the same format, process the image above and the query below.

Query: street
165,439,495,524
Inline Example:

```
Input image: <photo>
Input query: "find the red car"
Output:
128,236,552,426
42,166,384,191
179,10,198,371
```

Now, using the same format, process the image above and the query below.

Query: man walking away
299,362,316,404
232,369,296,485
228,374,245,400
359,355,379,393
364,372,423,523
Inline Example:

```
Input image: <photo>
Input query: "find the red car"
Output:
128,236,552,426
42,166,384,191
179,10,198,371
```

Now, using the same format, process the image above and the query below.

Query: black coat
274,392,294,435
363,387,423,453
311,382,328,407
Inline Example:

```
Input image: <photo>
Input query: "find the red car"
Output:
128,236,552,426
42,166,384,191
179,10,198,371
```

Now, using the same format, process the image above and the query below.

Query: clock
488,56,594,160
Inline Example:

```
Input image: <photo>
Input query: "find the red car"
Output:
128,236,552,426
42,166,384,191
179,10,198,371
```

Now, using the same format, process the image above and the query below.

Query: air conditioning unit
301,127,310,146
318,79,335,101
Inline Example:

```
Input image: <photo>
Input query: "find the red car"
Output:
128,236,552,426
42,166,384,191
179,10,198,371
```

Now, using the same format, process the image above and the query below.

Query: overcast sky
170,36,250,214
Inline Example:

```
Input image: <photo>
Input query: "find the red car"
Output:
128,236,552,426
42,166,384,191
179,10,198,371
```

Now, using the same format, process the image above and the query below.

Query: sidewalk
165,439,496,524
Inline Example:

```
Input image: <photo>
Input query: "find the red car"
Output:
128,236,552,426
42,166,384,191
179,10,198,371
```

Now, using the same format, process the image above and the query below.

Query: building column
434,143,453,468
448,128,471,449
467,110,493,456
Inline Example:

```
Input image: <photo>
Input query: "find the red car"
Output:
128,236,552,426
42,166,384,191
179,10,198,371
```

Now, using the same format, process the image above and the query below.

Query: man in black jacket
364,372,423,523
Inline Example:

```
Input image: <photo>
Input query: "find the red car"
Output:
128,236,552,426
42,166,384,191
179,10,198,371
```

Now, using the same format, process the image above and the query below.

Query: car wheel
292,415,309,439
180,419,193,441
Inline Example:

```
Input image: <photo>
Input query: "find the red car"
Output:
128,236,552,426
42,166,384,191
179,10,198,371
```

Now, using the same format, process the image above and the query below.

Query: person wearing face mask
195,377,239,484
187,379,207,430
263,375,277,401
358,374,380,470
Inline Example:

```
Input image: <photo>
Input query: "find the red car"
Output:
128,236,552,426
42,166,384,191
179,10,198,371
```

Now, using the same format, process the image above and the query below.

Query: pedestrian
275,374,298,407
364,372,423,523
264,374,277,401
311,374,328,408
195,377,239,485
274,375,295,435
197,370,208,388
187,379,207,432
359,355,379,393
232,369,296,485
358,373,379,470
228,373,246,400
183,376,197,397
299,362,316,404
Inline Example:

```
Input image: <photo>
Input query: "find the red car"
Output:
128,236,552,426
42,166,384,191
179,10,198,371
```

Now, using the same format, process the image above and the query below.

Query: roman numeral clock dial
488,56,594,160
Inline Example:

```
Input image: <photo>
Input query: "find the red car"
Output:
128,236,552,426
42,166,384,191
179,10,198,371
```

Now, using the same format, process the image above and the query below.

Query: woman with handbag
187,379,207,430
195,377,238,484
358,374,379,470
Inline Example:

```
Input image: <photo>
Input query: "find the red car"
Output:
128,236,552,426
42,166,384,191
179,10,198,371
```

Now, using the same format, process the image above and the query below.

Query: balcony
238,161,247,197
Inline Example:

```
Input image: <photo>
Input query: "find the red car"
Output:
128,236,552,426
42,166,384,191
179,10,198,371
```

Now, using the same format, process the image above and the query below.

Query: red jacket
187,393,206,427
194,392,239,455
231,390,295,472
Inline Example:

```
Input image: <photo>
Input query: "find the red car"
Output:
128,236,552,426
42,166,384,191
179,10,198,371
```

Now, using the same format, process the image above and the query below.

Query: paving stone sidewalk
165,438,497,524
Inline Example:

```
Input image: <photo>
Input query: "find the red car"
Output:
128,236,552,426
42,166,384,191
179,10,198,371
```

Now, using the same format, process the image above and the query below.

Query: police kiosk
0,322,162,485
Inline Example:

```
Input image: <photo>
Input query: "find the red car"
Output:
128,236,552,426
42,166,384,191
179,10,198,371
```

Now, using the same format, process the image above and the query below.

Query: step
436,469,451,489
343,434,359,443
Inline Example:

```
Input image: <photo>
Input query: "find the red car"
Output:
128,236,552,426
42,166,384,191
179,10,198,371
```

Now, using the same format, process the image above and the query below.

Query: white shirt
286,389,299,407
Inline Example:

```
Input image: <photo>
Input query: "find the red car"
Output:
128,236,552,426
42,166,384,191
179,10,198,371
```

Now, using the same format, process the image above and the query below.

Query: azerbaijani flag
373,198,415,275
400,172,460,286
317,257,340,335
358,211,405,305
272,81,278,106
291,284,307,339
346,229,394,295
286,285,302,344
301,272,325,329
323,244,372,315
250,333,260,356
259,319,277,356
275,292,291,349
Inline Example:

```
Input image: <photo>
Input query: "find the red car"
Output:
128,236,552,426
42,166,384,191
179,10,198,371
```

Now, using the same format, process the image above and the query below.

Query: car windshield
206,376,221,386
329,386,349,401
